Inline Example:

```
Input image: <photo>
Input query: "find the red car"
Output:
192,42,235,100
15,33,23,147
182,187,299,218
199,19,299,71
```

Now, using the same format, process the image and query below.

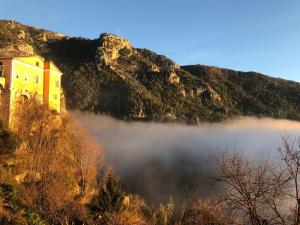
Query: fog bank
72,112,300,204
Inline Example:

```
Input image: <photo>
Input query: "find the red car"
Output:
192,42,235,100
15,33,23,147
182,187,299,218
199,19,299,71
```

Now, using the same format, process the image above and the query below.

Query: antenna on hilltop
117,27,120,36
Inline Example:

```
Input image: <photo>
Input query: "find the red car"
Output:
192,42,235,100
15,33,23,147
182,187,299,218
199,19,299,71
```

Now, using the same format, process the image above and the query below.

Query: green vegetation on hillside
46,32,300,123
183,65,300,120
0,19,300,124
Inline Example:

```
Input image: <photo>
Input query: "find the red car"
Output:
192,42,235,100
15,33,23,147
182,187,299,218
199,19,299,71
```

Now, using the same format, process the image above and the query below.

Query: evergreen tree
88,173,126,223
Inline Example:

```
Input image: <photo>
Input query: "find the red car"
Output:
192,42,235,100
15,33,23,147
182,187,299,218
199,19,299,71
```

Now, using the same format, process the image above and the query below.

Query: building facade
0,55,62,122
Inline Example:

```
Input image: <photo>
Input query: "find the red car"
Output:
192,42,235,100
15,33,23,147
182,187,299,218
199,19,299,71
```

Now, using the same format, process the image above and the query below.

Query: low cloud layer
73,112,300,204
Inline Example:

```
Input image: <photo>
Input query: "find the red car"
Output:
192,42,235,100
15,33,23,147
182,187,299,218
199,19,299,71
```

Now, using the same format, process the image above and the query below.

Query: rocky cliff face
95,33,180,76
0,20,64,57
137,48,180,72
95,33,132,68
1,20,300,123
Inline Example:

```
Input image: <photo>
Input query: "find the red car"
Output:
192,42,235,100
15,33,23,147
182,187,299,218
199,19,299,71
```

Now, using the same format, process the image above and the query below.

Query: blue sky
1,0,299,81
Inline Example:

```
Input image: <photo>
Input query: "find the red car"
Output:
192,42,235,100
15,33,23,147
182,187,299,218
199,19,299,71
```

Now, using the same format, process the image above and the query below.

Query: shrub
10,96,102,224
180,200,235,225
88,171,127,224
0,121,16,154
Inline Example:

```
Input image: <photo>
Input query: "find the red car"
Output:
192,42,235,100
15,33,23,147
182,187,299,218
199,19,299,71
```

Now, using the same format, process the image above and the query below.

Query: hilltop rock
94,33,180,76
41,32,64,42
95,33,132,68
6,20,17,29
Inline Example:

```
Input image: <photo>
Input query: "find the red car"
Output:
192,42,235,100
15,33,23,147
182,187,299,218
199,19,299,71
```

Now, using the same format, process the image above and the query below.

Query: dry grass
10,96,104,224
179,199,240,225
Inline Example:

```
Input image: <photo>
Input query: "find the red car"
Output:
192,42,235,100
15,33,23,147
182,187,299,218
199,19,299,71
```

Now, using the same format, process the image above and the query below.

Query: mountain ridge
1,19,299,124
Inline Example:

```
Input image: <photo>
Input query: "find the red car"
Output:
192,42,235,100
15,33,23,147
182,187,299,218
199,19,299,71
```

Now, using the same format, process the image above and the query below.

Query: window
35,75,39,84
15,70,19,79
53,94,58,100
36,61,39,67
24,73,29,83
55,80,60,88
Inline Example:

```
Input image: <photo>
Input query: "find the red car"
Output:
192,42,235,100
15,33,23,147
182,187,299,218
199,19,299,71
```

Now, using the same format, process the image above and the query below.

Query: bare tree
12,96,103,224
216,136,300,225
216,152,289,225
278,135,300,225
69,117,103,200
0,91,10,124
179,199,236,225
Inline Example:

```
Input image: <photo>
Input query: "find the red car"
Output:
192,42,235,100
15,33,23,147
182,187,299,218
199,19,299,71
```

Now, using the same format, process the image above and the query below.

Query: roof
0,54,44,60
0,47,33,58
15,55,46,62
0,54,63,75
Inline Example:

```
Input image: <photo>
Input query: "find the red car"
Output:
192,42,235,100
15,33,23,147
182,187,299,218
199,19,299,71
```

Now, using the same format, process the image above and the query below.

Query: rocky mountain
1,19,300,123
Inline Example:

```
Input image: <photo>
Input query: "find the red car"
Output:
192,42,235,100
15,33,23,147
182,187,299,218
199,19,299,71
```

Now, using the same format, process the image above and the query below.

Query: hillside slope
1,20,299,123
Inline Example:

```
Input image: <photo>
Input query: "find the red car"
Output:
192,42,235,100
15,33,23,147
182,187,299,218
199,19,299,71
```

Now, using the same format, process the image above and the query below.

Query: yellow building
0,55,63,122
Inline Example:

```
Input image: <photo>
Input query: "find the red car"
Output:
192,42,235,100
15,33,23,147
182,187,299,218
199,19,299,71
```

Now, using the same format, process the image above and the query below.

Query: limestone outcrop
167,71,180,84
95,33,133,68
137,48,180,72
17,30,26,39
16,44,35,55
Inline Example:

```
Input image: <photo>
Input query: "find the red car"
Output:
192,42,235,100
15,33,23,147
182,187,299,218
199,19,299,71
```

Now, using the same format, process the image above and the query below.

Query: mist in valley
73,112,300,204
